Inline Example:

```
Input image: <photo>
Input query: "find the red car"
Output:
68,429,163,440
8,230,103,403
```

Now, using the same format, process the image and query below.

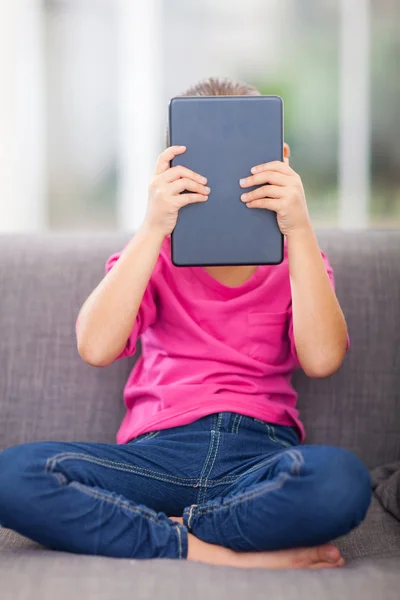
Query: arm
76,225,164,367
77,146,209,367
286,225,347,377
239,150,348,378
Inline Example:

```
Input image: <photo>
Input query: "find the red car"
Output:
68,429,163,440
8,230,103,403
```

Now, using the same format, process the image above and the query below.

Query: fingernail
240,179,246,186
205,187,210,193
251,167,257,174
179,145,186,149
240,194,247,201
201,177,207,184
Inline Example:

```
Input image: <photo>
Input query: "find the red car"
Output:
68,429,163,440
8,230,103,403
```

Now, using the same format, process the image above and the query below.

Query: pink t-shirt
106,235,337,444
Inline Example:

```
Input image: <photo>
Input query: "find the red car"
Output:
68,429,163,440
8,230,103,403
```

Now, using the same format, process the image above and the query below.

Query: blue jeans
0,412,371,559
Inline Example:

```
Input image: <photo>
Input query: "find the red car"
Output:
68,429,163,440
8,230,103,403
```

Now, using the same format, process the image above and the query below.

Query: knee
311,446,372,533
0,443,52,515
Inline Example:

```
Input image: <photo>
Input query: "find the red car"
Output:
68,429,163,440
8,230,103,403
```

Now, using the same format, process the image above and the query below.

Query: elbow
304,363,341,379
77,338,111,368
301,352,346,379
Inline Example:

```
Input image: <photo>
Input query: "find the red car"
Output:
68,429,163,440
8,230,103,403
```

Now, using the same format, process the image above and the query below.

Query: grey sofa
0,230,399,600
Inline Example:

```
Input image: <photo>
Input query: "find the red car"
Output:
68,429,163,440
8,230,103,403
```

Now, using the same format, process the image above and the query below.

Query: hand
144,146,210,237
239,158,311,236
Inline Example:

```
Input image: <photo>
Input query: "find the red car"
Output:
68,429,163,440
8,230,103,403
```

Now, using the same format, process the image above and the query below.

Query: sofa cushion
335,497,400,560
0,234,132,450
0,231,399,471
292,230,400,469
0,536,398,600
372,461,400,521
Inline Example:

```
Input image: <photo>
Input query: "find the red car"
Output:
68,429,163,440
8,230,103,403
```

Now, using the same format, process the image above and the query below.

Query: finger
170,178,210,196
284,157,290,166
154,146,186,175
177,193,209,207
162,165,207,185
241,185,283,202
240,171,288,189
245,198,281,212
250,160,293,176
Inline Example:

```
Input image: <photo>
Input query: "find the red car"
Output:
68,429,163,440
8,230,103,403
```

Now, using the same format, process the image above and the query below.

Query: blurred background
0,0,398,233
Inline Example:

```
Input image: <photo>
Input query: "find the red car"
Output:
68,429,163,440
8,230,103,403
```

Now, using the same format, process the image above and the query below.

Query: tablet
169,95,284,267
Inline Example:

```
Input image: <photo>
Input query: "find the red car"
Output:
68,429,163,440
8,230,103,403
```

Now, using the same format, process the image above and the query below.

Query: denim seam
289,450,302,475
45,452,200,486
230,450,286,481
252,418,295,449
175,525,184,559
187,504,196,531
190,450,305,519
64,481,185,559
196,436,216,502
199,414,223,503
133,431,161,443
54,472,67,485
290,449,304,475
69,481,159,524
230,414,239,434
235,415,243,434
45,450,279,489
287,450,297,475
266,424,292,449
196,414,221,504
193,471,292,517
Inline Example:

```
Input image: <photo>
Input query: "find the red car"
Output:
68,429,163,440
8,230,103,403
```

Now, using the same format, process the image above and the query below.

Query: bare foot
169,516,184,525
168,516,344,569
187,534,345,570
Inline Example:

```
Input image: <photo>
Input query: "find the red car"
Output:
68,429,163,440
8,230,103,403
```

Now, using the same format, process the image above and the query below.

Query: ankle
187,533,235,564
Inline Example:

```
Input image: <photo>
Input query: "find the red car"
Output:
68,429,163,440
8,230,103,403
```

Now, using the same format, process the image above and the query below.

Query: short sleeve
288,250,350,367
105,251,158,359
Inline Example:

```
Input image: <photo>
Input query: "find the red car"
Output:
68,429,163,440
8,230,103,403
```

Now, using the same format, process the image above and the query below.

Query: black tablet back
169,96,284,266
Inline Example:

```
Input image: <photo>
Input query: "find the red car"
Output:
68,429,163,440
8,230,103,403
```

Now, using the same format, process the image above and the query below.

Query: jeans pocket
251,418,298,448
129,430,161,444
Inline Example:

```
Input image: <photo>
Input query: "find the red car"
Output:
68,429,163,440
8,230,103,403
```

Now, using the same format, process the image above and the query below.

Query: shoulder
105,234,172,279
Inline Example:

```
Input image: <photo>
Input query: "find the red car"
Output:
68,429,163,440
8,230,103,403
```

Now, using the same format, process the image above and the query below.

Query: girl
0,78,371,570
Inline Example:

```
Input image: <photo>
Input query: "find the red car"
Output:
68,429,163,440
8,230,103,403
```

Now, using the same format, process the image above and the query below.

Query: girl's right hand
143,146,210,237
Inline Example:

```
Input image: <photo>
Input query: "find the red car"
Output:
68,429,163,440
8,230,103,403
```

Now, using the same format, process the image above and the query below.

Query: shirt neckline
189,264,268,298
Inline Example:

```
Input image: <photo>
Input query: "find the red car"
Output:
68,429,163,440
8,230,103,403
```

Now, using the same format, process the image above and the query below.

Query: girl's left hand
239,158,311,237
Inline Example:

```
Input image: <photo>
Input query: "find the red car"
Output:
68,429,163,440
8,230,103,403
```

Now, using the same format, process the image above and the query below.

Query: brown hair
179,77,261,98
167,77,261,145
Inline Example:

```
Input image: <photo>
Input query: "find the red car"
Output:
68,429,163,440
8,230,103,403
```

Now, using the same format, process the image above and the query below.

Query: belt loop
230,413,238,433
235,415,243,434
230,413,243,434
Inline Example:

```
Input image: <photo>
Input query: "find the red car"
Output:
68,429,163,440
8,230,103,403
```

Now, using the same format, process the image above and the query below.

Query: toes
317,544,342,564
308,547,345,570
309,557,345,570
294,544,343,569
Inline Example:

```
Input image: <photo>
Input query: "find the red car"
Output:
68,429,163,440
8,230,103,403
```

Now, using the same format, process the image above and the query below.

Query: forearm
287,224,348,377
76,223,165,367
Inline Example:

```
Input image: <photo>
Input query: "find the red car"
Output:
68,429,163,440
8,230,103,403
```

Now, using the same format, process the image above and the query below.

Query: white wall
0,0,46,232
338,0,370,228
117,0,164,231
45,0,118,229
0,0,372,232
